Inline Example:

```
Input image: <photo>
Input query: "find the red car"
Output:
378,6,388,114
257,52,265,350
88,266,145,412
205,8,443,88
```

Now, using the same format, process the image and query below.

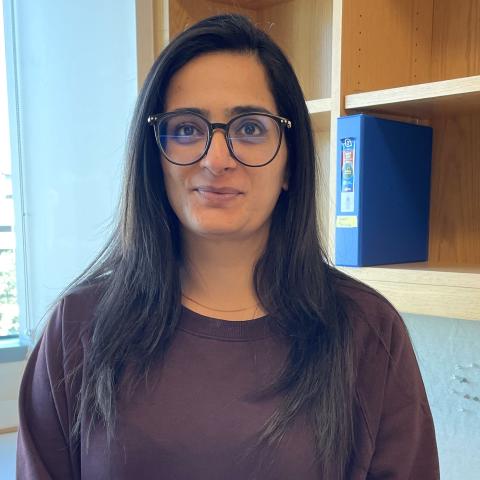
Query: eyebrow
228,105,274,116
168,105,275,118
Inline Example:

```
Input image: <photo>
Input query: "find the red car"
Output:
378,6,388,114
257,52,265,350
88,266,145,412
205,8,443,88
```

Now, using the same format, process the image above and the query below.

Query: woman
17,14,439,479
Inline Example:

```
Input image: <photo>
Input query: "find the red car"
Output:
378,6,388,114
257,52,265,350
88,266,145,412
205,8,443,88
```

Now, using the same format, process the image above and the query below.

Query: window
0,0,137,352
0,0,19,339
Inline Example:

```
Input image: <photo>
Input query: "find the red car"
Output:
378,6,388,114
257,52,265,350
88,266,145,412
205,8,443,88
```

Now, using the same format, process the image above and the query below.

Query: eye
229,115,273,145
241,120,265,136
236,120,265,137
243,122,260,135
174,123,201,137
169,121,206,145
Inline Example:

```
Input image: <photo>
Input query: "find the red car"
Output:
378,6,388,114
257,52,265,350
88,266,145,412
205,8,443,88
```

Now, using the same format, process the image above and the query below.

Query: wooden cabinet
136,0,480,320
337,0,480,320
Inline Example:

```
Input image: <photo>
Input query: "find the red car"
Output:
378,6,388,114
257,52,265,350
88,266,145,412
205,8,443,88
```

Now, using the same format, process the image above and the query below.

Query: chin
192,224,244,239
187,210,244,236
178,210,269,241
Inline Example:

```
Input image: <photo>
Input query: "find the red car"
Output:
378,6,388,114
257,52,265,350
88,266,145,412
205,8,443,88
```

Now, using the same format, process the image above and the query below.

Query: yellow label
336,216,358,228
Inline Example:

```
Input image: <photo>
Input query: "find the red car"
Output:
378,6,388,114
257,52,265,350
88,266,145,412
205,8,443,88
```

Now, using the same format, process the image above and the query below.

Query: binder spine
335,116,362,266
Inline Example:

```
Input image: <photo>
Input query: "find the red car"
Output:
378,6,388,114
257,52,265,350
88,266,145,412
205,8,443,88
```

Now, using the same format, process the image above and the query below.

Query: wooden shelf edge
307,98,331,131
339,265,480,288
0,426,17,435
211,0,292,10
307,98,332,114
345,75,480,112
339,266,480,321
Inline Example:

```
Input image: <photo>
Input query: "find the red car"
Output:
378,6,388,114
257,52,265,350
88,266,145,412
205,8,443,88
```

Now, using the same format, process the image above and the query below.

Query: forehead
164,52,278,116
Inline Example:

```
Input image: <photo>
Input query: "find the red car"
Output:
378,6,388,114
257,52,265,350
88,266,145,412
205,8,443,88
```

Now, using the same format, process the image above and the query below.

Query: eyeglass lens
157,113,281,166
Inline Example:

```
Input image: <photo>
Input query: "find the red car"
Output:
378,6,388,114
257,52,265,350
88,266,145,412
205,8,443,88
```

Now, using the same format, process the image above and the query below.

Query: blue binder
335,114,433,267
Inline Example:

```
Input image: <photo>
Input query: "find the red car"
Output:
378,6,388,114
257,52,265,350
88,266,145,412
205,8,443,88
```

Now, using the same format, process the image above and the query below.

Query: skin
161,52,288,319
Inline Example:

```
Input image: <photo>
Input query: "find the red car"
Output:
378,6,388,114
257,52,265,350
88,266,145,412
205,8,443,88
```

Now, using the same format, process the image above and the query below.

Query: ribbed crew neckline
178,305,276,340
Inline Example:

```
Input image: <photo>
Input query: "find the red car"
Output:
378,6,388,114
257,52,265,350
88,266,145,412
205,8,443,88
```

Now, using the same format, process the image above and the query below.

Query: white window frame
0,0,30,361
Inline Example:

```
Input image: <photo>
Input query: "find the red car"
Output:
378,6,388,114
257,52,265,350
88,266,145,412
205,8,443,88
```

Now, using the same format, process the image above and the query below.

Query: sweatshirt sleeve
16,299,78,480
366,309,440,479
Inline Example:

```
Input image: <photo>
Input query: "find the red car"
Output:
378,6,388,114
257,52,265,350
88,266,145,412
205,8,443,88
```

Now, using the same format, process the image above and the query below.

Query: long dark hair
69,14,357,478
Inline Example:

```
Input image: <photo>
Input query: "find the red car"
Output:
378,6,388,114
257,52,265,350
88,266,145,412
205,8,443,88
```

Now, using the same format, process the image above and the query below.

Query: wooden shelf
212,0,291,9
339,264,480,321
307,98,331,114
145,0,480,322
0,426,17,435
345,75,480,118
307,98,331,131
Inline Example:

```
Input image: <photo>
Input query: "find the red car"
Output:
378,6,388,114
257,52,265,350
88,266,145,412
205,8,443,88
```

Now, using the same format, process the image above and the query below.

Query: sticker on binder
340,137,355,213
336,216,358,228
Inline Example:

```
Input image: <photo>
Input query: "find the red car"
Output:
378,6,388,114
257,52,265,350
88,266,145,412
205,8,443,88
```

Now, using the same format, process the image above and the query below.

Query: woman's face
161,52,288,243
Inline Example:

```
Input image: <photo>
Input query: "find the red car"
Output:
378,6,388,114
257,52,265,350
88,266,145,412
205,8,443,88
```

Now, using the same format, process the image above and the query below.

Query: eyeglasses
147,110,292,167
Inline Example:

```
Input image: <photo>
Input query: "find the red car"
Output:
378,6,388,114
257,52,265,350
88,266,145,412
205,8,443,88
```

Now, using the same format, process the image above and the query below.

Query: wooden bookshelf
337,0,480,321
212,0,292,8
137,0,480,321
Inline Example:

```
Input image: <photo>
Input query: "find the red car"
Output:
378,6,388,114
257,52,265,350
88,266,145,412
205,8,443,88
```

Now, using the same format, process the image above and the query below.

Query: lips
193,185,243,203
195,186,242,194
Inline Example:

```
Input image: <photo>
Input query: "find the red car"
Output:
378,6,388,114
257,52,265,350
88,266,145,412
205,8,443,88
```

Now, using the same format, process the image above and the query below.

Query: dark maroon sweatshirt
17,282,439,479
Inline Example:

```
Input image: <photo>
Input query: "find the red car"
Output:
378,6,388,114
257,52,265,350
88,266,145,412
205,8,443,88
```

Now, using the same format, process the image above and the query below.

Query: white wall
0,361,24,430
403,313,480,480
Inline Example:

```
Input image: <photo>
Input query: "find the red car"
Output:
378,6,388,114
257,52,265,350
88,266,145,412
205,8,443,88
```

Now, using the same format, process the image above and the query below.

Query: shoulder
330,268,423,406
61,282,104,329
331,269,410,363
331,268,430,435
41,282,105,363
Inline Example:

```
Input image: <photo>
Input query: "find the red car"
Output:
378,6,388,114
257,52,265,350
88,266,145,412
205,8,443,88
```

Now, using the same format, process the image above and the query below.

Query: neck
180,229,268,319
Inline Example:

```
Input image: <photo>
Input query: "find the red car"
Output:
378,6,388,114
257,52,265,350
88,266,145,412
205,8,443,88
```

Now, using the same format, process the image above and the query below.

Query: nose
199,129,237,174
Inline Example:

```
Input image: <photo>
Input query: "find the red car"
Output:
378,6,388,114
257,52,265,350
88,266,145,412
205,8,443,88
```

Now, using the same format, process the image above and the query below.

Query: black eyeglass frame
147,110,292,167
